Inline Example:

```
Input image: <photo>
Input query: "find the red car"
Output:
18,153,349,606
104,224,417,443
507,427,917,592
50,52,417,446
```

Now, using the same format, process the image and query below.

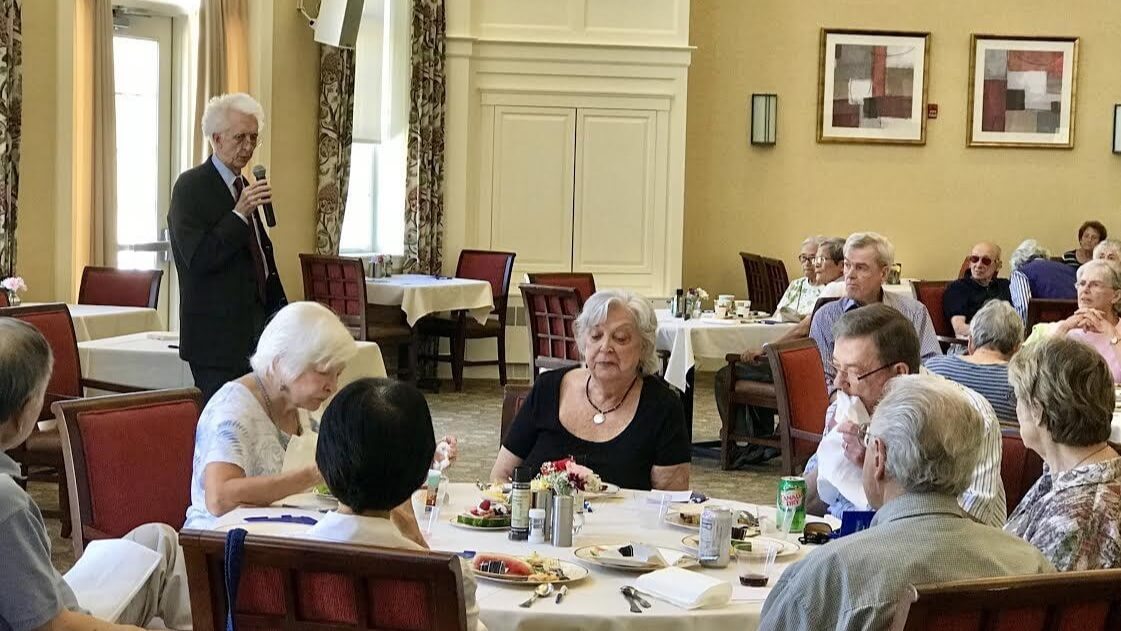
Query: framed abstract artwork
967,35,1078,148
817,28,930,145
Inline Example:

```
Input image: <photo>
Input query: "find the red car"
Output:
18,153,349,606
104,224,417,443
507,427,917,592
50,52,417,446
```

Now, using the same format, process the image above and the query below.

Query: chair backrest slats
180,529,469,631
525,273,596,306
300,254,369,341
78,266,163,309
518,283,582,380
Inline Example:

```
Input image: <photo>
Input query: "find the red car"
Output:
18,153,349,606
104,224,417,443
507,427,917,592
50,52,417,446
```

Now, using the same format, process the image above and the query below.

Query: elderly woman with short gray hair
491,289,690,490
923,299,1023,422
1005,336,1121,571
1052,259,1121,382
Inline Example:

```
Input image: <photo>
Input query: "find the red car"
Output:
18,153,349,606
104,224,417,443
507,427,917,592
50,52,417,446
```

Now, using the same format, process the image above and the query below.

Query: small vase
6,290,19,306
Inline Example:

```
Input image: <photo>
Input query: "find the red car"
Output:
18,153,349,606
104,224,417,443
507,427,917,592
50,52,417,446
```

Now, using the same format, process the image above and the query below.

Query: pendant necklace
585,374,639,425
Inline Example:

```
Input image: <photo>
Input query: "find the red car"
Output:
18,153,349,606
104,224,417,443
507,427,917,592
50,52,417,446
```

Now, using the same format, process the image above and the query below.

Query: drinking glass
735,541,779,587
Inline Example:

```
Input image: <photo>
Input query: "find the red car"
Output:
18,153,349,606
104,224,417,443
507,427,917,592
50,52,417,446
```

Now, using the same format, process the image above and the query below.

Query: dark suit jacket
167,159,286,368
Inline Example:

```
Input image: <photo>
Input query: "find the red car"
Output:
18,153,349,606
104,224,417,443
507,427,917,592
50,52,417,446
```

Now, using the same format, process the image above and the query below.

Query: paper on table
647,490,693,503
597,543,688,568
635,567,732,610
64,539,161,622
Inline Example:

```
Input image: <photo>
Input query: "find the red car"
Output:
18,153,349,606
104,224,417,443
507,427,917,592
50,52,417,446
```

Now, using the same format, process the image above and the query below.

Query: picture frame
1113,105,1121,154
967,35,1079,148
817,28,931,145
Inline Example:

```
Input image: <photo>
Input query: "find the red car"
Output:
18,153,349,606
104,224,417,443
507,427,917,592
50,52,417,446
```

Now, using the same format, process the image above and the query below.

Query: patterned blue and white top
184,381,315,529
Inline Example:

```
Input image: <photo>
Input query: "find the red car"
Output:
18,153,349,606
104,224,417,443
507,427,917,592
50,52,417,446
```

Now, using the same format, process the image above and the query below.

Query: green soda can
776,476,807,533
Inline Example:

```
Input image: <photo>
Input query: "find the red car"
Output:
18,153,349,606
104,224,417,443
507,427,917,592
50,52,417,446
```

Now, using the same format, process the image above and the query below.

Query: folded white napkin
817,392,872,511
635,567,732,610
280,431,318,478
597,543,688,568
64,539,161,622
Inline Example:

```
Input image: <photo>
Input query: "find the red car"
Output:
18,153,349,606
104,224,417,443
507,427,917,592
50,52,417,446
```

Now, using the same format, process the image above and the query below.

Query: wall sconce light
1113,104,1121,154
751,93,778,145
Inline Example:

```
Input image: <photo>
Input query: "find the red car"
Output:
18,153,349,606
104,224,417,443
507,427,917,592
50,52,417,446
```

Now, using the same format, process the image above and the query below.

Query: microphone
251,164,276,227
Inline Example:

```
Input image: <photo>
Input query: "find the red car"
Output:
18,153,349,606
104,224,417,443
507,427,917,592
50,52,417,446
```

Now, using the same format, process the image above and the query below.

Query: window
339,0,410,256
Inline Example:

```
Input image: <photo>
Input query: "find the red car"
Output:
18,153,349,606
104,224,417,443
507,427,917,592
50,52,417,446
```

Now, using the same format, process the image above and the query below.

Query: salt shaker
528,509,546,544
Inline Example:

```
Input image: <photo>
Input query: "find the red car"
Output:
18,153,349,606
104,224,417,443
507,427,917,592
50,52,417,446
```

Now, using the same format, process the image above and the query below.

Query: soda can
776,476,807,533
698,506,733,568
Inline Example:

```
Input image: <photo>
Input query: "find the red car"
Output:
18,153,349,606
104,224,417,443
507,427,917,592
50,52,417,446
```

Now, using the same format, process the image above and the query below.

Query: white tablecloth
41,304,165,342
366,274,494,327
78,332,386,415
218,483,838,631
883,279,915,298
656,311,797,391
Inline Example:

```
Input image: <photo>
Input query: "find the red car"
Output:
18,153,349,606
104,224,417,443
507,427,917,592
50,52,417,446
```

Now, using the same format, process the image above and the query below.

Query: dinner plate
680,534,800,559
663,510,701,531
472,558,590,585
582,483,621,499
573,544,698,572
448,516,510,531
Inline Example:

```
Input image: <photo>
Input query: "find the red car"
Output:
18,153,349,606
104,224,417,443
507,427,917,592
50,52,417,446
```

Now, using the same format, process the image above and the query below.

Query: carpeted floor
35,372,783,573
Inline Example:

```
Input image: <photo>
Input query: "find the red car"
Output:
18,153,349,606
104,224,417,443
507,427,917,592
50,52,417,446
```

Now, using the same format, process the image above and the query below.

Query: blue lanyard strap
224,528,249,631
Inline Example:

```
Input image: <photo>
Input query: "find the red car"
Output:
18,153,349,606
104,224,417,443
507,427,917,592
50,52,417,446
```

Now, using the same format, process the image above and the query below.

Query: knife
620,587,642,613
623,586,652,608
554,585,568,604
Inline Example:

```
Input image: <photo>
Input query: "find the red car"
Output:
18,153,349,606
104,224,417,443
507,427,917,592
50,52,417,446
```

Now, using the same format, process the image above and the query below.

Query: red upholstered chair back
766,338,829,474
958,256,972,279
740,252,778,314
912,280,954,337
54,388,201,557
0,291,8,307
898,569,1121,630
455,249,516,318
519,283,582,379
500,384,531,445
1026,299,1077,330
180,529,469,631
0,304,83,419
78,266,163,309
525,272,596,305
1000,426,1045,514
300,254,368,341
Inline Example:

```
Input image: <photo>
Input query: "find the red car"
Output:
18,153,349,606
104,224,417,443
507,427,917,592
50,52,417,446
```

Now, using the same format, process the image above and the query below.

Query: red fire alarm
927,104,938,119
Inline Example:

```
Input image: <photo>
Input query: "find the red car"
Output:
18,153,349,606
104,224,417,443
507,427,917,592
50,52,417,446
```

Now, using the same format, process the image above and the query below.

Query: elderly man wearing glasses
760,374,1053,631
943,242,1013,338
802,304,1006,528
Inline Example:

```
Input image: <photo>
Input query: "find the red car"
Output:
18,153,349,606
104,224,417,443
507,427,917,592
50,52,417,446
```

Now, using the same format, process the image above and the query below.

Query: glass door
113,13,173,322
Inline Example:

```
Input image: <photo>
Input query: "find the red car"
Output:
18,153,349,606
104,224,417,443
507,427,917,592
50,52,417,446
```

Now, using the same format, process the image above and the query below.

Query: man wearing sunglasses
943,242,1013,338
803,305,1006,529
760,375,1052,631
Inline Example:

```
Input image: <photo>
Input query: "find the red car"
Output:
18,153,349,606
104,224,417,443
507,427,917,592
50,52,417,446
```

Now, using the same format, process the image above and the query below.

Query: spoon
622,586,651,608
519,583,554,608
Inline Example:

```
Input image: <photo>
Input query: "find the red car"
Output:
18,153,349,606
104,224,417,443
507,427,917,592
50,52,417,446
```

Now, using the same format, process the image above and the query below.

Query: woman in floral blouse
1005,336,1121,571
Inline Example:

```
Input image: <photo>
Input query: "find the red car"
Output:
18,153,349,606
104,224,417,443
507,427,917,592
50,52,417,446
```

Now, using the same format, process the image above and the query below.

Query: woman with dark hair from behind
305,378,486,631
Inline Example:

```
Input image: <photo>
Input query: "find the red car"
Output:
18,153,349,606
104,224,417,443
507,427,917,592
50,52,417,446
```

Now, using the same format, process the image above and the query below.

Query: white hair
250,302,358,384
844,232,895,268
1093,238,1121,260
1076,259,1121,315
202,92,265,145
572,289,660,375
801,235,826,249
969,300,1023,355
869,375,983,496
1010,239,1049,271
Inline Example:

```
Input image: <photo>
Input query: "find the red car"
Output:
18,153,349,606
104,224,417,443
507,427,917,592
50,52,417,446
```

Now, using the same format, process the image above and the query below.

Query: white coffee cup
735,300,751,318
714,304,729,319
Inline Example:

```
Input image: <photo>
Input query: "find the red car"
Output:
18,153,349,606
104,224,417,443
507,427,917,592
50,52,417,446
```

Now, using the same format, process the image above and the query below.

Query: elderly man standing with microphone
168,93,287,404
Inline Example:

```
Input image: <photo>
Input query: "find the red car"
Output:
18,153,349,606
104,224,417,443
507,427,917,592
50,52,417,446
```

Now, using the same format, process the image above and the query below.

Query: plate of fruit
452,499,511,530
472,552,588,585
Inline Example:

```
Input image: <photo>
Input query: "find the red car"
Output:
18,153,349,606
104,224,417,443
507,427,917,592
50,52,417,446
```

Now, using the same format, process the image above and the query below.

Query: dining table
216,482,839,631
77,331,386,415
366,274,494,327
22,303,166,342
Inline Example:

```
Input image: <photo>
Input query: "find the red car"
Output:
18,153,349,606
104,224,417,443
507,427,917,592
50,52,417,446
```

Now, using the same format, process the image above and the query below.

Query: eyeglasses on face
1075,279,1114,291
798,254,815,264
832,362,893,386
968,255,994,266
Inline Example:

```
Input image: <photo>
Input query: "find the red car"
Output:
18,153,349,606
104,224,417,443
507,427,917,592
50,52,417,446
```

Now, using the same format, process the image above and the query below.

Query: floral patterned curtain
0,0,20,278
402,0,445,274
314,44,357,255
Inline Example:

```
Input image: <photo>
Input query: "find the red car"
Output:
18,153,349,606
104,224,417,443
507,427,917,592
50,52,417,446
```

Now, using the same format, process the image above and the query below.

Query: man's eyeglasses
798,255,814,264
968,255,994,266
858,424,878,448
1075,279,1111,291
227,132,262,148
832,362,893,385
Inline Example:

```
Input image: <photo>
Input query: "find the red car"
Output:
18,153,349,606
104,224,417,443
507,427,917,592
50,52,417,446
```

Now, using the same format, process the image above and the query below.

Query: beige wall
16,0,318,304
685,0,1121,298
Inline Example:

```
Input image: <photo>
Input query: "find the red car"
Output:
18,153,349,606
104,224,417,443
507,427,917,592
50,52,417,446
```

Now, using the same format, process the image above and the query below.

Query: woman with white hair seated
923,300,1022,422
1093,238,1121,263
1008,239,1077,322
1051,259,1121,382
184,301,455,529
1005,336,1121,571
491,290,691,490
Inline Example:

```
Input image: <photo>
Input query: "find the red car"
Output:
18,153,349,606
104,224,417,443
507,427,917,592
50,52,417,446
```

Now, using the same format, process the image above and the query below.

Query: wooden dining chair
763,255,790,312
999,425,1045,515
418,249,516,391
911,280,968,352
739,252,778,314
765,338,829,476
0,290,8,307
55,388,202,558
0,303,148,538
525,272,596,305
299,253,417,382
1026,298,1077,330
896,569,1121,630
78,266,163,309
499,384,532,447
519,283,582,381
720,355,779,471
180,529,469,631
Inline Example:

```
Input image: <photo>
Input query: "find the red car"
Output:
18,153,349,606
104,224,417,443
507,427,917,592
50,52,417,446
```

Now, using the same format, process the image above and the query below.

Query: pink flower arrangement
1,276,26,293
536,457,605,495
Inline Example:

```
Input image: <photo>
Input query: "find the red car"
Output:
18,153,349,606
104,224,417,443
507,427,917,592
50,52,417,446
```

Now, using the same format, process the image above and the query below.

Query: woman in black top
1063,220,1106,268
491,290,691,491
